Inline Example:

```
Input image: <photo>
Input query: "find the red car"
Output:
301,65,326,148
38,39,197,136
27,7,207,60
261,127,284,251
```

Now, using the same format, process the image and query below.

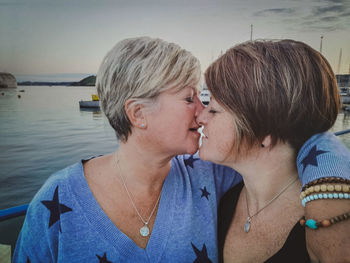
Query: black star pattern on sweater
41,186,72,232
184,155,199,168
200,187,210,200
27,257,31,263
301,145,328,172
96,252,112,263
191,243,213,263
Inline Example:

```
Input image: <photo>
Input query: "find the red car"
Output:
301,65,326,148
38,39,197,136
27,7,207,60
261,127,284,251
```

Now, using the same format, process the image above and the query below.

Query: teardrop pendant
244,217,251,233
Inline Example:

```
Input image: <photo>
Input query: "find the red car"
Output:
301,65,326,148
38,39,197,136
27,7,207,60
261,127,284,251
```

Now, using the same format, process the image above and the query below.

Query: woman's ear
261,135,272,148
124,99,147,129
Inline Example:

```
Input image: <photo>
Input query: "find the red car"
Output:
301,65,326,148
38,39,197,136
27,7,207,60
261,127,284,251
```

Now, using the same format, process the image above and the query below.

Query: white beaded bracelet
302,192,350,207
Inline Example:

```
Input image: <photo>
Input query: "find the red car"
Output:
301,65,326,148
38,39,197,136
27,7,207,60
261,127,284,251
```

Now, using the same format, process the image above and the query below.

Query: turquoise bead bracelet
300,211,350,230
301,192,350,207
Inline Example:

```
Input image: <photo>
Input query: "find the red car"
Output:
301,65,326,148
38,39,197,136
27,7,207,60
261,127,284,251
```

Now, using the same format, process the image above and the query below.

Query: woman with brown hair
197,39,350,262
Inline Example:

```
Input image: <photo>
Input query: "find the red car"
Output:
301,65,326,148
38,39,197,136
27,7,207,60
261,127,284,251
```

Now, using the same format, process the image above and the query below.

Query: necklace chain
244,176,298,233
114,153,161,236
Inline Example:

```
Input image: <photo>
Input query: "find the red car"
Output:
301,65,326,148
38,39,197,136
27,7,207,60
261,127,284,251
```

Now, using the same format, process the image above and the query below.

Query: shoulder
14,161,83,261
297,132,350,186
24,162,82,226
173,153,242,199
31,161,83,206
174,153,241,177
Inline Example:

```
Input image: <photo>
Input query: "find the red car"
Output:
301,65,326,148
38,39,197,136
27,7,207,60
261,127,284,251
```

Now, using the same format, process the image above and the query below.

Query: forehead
165,85,197,96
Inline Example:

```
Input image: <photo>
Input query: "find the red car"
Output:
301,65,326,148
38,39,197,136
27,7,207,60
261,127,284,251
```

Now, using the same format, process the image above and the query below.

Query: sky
0,0,349,81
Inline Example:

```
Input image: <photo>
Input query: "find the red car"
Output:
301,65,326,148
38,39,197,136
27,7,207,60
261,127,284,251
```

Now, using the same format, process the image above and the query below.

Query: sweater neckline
67,158,177,262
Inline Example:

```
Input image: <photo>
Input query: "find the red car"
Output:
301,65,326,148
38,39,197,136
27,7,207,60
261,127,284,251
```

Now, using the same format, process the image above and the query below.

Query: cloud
313,4,344,16
254,8,296,17
322,16,340,22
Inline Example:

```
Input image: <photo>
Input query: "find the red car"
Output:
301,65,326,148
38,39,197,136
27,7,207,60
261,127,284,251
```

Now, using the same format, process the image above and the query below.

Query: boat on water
200,89,210,105
79,94,100,109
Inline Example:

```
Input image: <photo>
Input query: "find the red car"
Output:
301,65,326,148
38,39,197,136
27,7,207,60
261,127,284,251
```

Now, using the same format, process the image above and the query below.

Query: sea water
0,85,349,250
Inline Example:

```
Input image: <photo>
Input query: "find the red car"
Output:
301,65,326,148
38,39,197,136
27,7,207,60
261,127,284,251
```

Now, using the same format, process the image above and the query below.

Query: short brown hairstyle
205,39,340,153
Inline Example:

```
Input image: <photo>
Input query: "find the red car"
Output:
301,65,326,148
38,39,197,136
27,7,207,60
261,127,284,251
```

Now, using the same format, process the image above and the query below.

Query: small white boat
79,100,100,108
200,89,210,105
79,94,100,109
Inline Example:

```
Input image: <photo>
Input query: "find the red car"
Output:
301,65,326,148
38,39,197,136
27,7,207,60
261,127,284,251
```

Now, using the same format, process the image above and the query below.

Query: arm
297,132,350,262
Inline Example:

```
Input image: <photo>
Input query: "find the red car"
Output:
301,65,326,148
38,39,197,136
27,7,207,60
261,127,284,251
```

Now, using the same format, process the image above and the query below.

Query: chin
185,142,199,155
198,148,208,161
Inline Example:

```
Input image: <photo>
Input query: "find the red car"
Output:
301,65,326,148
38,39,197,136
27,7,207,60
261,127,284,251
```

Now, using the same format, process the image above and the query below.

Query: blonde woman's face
144,86,205,156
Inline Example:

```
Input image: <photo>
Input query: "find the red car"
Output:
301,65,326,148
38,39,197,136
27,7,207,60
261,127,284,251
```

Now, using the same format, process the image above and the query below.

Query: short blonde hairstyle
205,39,340,153
96,37,201,141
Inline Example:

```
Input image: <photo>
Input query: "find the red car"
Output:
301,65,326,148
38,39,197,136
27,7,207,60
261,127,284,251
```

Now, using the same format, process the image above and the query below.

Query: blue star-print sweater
13,154,241,263
13,132,350,262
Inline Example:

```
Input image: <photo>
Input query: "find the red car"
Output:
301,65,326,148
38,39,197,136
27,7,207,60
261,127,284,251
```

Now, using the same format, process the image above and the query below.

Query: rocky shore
0,73,17,89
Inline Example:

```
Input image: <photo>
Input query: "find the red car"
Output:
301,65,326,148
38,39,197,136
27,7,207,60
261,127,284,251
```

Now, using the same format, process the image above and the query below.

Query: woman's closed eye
209,108,217,114
186,97,194,103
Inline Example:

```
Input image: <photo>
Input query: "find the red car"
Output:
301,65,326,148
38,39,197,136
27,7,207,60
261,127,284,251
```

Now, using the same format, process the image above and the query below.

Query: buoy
17,94,21,98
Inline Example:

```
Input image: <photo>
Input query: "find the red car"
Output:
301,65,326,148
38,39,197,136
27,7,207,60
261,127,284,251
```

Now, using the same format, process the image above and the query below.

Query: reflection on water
0,86,119,249
79,107,103,120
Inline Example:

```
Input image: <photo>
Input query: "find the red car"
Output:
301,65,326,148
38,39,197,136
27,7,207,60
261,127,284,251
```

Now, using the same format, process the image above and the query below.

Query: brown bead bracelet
300,211,350,229
302,177,350,191
300,183,350,199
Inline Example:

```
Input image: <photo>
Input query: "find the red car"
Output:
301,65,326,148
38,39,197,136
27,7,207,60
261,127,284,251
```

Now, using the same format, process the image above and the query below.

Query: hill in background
18,75,96,86
71,75,96,86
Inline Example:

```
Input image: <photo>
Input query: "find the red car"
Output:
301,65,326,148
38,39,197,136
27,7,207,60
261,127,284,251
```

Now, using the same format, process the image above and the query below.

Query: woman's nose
196,105,208,126
195,95,205,117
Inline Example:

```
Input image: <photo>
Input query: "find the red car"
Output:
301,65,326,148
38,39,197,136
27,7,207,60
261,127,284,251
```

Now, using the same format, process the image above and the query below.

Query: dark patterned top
218,182,310,263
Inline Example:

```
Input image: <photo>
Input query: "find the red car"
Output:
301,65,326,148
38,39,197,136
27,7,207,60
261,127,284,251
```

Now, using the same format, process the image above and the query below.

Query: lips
189,126,200,132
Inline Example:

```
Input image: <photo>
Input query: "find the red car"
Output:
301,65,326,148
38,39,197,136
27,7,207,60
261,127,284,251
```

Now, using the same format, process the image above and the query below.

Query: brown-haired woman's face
197,97,237,165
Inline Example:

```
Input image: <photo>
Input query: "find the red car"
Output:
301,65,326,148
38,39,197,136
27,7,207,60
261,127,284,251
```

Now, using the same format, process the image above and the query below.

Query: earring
261,144,265,148
141,124,145,128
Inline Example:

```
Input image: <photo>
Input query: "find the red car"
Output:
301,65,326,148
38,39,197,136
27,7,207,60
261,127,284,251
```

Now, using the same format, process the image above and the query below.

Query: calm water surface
0,86,118,248
0,85,350,249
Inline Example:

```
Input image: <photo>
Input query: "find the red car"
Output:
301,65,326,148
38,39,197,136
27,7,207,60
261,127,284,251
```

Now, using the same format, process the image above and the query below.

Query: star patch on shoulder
27,257,31,263
41,186,72,232
191,243,213,263
301,145,328,172
200,187,210,200
96,252,112,263
184,155,199,168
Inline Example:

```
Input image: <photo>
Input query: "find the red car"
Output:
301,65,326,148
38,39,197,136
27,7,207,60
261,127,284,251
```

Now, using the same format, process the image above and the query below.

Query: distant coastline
17,75,96,87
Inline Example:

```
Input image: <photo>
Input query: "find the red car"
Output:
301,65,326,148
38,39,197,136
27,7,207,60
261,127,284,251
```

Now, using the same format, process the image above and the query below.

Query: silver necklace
114,153,161,237
244,176,298,233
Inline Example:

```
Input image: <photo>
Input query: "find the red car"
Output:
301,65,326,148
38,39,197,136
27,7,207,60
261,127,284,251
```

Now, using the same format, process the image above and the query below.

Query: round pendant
140,225,150,237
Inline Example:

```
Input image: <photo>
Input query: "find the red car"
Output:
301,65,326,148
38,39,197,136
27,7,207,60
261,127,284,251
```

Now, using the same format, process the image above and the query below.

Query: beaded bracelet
300,184,350,199
302,192,350,207
300,211,350,230
302,177,350,191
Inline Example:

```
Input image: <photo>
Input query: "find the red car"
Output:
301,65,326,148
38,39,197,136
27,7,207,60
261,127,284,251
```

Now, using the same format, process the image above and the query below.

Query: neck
229,143,300,212
115,138,172,195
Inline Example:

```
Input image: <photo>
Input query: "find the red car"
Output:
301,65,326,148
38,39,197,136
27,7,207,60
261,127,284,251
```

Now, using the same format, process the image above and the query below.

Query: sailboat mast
250,24,253,41
337,48,342,74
